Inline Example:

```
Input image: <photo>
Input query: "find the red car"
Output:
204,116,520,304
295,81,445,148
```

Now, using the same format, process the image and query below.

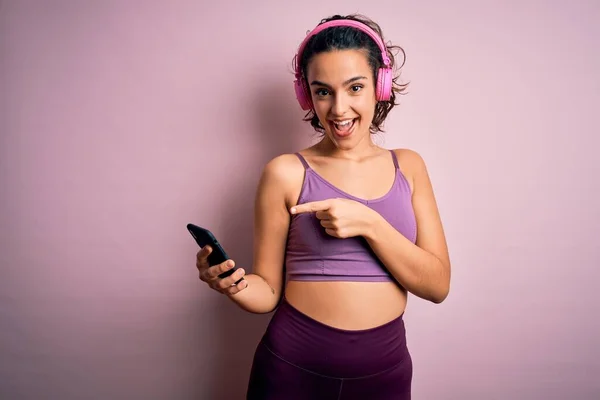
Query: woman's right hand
196,245,248,296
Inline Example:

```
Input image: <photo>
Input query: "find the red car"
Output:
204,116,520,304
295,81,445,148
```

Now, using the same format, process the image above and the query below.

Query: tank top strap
294,152,311,170
390,149,400,170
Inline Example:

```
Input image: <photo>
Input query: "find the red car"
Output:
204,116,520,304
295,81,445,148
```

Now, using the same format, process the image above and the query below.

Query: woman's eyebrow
309,76,367,87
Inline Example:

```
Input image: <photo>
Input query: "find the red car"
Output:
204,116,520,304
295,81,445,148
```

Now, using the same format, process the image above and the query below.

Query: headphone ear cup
376,67,393,102
294,79,312,110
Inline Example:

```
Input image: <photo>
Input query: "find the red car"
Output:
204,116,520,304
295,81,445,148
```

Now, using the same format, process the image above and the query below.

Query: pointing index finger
290,200,330,215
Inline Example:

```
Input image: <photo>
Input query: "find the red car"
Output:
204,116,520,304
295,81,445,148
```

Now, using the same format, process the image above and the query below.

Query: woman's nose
331,93,349,116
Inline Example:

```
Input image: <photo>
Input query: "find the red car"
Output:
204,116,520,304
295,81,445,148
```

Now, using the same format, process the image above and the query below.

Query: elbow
429,288,449,304
412,281,449,304
430,260,451,304
429,275,450,304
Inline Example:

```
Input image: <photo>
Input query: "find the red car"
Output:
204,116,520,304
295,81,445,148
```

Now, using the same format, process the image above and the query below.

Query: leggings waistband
261,297,410,379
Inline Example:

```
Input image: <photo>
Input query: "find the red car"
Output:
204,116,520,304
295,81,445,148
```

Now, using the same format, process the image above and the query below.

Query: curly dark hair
294,14,409,135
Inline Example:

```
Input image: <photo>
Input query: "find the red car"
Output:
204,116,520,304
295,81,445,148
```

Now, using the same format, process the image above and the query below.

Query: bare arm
223,156,292,313
363,149,451,303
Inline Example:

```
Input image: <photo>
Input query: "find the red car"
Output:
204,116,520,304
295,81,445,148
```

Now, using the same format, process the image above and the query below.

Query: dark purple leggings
246,297,412,399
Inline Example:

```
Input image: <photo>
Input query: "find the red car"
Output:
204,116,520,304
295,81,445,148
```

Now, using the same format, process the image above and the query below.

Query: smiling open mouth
330,118,357,136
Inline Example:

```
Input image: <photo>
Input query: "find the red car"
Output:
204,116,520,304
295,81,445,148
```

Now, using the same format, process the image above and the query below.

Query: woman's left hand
290,198,378,239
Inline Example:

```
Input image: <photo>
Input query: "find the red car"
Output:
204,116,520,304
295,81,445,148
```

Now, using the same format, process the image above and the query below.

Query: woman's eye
315,89,329,96
351,85,363,92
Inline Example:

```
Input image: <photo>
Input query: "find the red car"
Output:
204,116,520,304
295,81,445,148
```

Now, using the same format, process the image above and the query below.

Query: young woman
196,14,451,400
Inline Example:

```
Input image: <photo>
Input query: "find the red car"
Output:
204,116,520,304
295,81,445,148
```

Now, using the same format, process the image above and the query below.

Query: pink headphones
293,19,393,111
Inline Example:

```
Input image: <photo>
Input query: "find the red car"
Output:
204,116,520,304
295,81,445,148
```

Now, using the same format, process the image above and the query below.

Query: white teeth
334,120,353,127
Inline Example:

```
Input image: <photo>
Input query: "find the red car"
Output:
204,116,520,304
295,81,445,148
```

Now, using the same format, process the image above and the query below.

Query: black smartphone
186,223,243,283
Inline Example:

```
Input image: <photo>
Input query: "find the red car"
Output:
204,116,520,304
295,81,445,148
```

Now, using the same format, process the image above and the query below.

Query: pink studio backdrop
1,1,599,399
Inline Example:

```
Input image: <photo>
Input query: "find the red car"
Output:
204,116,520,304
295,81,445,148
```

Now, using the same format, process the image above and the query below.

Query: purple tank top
285,150,417,282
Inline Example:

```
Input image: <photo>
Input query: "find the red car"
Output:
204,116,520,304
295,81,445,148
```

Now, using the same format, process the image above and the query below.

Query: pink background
1,1,599,399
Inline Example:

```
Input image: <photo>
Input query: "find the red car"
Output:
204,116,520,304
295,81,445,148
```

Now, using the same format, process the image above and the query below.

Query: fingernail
290,207,296,214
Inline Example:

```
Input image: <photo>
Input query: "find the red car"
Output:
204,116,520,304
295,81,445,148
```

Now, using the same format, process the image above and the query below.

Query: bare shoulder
392,148,428,193
262,153,304,177
260,153,305,188
393,148,427,172
258,153,306,207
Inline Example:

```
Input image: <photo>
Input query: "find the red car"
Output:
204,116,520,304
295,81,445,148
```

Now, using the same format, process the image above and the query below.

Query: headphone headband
294,19,391,78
